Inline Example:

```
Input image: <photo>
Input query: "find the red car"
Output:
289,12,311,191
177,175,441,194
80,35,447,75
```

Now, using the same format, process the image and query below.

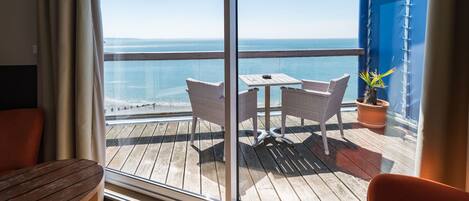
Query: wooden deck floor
105,111,417,201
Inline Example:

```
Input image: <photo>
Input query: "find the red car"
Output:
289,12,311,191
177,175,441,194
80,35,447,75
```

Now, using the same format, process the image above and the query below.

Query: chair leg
253,116,258,144
301,118,304,127
337,112,344,138
281,113,287,136
320,122,329,155
191,116,197,145
252,117,257,137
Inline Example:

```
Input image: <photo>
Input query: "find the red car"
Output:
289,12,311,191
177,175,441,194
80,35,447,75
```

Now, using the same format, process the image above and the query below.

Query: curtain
416,0,469,190
37,0,105,165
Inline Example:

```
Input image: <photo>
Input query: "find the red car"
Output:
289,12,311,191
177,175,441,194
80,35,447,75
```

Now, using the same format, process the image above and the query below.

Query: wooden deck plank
299,118,382,179
105,125,135,167
353,128,415,172
268,118,346,201
121,123,158,174
105,111,416,201
357,128,415,169
135,123,168,179
311,115,384,173
256,119,321,201
344,112,416,158
240,120,301,201
208,122,226,201
108,124,146,170
199,120,221,200
338,124,410,174
183,121,202,194
105,126,112,136
106,125,124,139
266,144,321,201
284,116,368,200
342,113,416,170
166,121,189,188
342,112,416,171
237,143,262,201
238,123,280,201
150,122,178,183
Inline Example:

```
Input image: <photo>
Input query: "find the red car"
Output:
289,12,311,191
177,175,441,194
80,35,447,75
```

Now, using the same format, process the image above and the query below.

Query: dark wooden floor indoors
105,111,416,201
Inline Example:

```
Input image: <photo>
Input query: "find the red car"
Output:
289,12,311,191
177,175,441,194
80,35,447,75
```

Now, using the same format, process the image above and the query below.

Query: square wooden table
239,73,301,145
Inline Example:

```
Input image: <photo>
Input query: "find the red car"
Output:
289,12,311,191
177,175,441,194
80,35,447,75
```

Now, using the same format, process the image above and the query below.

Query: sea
104,38,359,115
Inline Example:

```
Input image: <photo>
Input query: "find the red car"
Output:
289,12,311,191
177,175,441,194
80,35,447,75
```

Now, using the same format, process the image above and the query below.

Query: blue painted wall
359,0,427,121
407,0,427,121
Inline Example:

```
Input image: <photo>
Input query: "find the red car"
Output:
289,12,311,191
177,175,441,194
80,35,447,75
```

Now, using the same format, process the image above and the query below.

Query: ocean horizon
104,38,359,116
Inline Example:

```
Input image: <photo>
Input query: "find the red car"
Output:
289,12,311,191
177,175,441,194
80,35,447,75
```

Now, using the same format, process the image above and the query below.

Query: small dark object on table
262,74,272,79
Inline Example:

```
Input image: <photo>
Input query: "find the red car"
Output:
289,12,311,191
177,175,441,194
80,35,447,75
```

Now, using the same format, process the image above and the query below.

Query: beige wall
0,0,37,65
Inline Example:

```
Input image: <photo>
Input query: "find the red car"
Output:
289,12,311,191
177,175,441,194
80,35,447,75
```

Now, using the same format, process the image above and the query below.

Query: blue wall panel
363,0,427,121
377,1,404,114
408,0,428,121
358,0,369,98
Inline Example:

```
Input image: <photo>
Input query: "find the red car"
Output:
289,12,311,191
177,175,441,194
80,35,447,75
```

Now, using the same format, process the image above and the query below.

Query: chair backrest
326,74,350,118
0,108,44,173
186,78,225,125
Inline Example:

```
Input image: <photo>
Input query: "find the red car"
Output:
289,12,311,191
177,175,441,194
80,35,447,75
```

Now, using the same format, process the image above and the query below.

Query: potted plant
355,68,395,128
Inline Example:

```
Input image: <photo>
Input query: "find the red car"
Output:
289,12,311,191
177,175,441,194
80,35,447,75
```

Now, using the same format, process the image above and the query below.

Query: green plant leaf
359,71,372,87
363,67,396,88
381,68,396,78
370,74,379,86
375,79,385,88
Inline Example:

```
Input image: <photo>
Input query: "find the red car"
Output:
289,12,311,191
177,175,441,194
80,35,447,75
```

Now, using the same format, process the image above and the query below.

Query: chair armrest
302,79,329,91
368,174,469,201
281,87,331,97
239,87,259,95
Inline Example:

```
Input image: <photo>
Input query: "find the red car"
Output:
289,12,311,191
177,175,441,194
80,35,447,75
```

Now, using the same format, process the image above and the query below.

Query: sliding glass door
235,0,425,200
235,1,412,200
101,0,238,200
101,0,426,200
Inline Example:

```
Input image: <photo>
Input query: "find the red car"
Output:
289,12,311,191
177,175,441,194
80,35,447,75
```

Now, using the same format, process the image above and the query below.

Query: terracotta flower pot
355,98,389,128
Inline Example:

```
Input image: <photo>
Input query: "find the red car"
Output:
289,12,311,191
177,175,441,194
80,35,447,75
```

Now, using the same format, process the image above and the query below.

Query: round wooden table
0,159,104,201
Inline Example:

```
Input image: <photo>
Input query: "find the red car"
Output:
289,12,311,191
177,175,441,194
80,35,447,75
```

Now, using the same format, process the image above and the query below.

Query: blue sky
101,0,359,39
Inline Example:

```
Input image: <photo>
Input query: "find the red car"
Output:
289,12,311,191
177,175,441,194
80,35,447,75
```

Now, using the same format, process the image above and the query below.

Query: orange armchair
368,174,469,201
0,108,44,173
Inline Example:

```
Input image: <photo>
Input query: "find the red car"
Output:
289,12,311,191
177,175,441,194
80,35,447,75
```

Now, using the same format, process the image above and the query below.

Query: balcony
103,47,418,200
105,111,416,200
98,0,430,199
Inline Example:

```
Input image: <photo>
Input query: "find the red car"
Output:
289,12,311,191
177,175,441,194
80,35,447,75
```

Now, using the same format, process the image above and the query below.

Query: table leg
264,85,270,131
254,84,292,146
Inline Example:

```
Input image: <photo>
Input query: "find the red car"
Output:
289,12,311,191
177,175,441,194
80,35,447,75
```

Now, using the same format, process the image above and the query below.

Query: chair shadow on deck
190,121,395,194
105,121,396,197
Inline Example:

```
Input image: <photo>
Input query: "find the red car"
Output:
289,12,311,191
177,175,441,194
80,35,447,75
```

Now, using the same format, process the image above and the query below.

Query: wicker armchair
280,74,350,155
186,78,258,145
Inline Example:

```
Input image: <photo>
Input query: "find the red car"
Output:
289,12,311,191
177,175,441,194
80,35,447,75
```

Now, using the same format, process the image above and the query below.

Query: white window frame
224,0,238,200
105,0,239,200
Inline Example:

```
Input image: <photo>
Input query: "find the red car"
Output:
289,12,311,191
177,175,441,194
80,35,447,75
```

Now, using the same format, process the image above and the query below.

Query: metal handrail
103,48,363,120
104,48,364,61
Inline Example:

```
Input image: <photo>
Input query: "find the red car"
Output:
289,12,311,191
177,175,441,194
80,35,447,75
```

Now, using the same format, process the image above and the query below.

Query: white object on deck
186,78,259,145
280,74,350,155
